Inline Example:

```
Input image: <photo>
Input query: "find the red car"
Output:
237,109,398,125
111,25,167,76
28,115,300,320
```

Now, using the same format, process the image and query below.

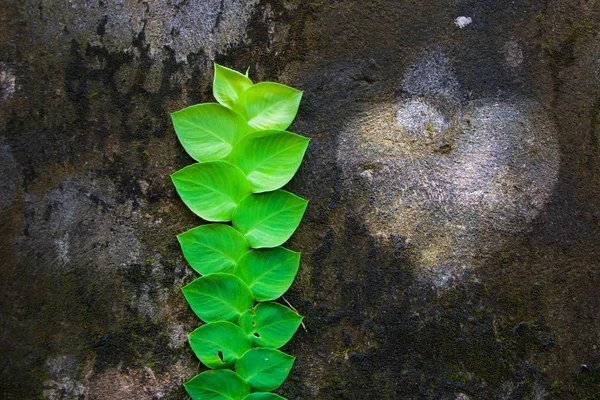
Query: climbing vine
171,63,309,399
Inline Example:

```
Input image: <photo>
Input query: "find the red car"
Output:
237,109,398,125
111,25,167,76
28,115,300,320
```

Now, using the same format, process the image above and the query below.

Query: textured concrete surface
1,1,600,399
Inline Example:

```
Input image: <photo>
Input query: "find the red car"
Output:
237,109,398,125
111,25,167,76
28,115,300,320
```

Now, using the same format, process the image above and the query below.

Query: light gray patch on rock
55,233,71,265
451,100,559,233
396,98,452,138
338,48,559,287
504,40,524,69
24,177,140,273
136,286,155,320
0,62,17,101
454,16,472,29
401,47,461,103
43,355,86,400
338,96,558,287
168,324,188,349
24,0,259,61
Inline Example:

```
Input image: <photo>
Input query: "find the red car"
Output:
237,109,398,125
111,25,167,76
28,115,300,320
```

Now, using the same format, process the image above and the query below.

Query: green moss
331,375,348,384
443,370,469,386
536,12,544,24
78,307,88,328
141,149,150,164
335,345,360,355
519,377,536,400
540,41,551,52
482,284,489,296
549,379,564,395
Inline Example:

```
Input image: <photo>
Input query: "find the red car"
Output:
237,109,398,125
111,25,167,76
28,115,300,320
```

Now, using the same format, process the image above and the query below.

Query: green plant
171,64,309,399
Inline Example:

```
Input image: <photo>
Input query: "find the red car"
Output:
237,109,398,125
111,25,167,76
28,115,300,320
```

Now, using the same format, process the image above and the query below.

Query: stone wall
1,1,599,399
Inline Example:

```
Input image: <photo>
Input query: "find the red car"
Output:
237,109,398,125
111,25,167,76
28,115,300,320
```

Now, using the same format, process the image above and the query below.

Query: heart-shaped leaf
213,63,253,110
235,348,295,392
234,82,302,131
188,321,253,369
232,190,308,248
178,224,249,275
182,273,254,323
185,369,250,400
172,103,251,162
172,161,252,222
228,130,310,193
243,393,287,400
234,247,300,301
238,302,302,349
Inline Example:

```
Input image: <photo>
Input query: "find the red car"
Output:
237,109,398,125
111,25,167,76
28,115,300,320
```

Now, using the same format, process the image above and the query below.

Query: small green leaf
234,247,300,301
213,63,254,110
228,130,310,193
243,393,287,400
178,224,249,275
172,103,251,162
188,321,252,369
238,302,302,349
235,348,295,392
185,369,250,400
232,190,308,248
234,82,303,131
172,161,252,222
182,273,254,323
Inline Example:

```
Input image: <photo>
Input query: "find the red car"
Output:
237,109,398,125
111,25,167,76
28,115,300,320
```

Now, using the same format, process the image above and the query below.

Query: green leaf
213,63,253,110
235,348,295,392
182,273,254,323
243,393,287,400
234,82,303,131
171,103,251,162
234,247,300,301
228,130,310,193
232,190,308,248
185,369,250,400
188,321,252,369
238,302,302,349
172,161,252,222
178,224,249,275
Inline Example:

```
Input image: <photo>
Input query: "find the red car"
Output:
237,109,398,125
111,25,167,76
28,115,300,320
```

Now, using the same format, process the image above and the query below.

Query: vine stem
281,296,307,331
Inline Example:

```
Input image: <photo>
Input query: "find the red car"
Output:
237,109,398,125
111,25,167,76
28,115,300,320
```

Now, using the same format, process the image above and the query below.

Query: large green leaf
171,103,250,162
172,161,252,222
243,394,287,400
178,224,249,275
234,247,300,301
234,82,303,131
228,130,310,193
182,273,254,323
184,369,250,400
232,190,308,248
188,321,252,369
213,63,253,110
235,348,295,392
238,302,302,349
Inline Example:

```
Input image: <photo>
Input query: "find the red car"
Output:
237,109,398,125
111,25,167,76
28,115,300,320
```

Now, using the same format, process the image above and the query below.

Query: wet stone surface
1,1,600,399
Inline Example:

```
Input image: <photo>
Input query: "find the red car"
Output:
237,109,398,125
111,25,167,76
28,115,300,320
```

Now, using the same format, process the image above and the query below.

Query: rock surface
1,1,599,399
